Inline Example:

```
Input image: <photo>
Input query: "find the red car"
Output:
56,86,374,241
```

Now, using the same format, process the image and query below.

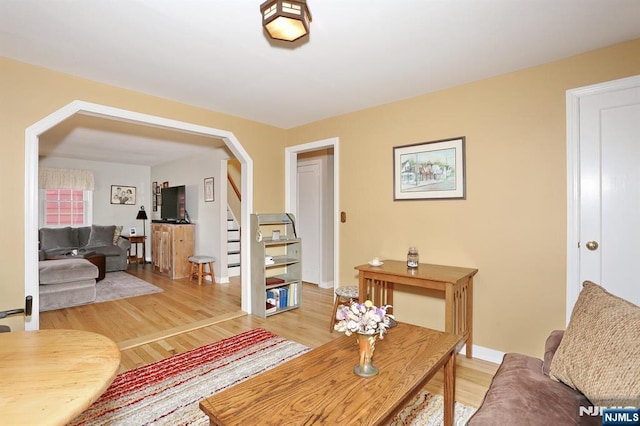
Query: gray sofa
39,225,131,272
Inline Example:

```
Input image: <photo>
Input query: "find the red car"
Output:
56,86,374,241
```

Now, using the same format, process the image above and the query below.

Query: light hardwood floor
40,265,498,408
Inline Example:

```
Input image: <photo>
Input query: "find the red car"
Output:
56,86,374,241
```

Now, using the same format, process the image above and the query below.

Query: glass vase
354,333,379,377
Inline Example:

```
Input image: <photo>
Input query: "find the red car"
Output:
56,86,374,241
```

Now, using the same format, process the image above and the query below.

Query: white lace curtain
38,167,95,190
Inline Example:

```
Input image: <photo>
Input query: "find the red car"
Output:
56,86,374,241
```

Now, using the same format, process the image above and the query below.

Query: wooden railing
228,172,241,202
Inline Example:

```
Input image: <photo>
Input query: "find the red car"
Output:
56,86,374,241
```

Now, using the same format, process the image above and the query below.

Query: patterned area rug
70,329,476,425
390,391,477,426
95,272,163,303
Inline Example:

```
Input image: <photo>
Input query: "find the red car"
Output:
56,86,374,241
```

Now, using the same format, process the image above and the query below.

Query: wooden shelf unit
250,213,302,318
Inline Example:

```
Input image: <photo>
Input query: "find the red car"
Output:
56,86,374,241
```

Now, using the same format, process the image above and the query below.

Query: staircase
227,208,240,277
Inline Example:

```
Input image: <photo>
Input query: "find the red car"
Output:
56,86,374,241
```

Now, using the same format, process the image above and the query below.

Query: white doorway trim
25,100,254,330
566,74,640,324
285,137,339,291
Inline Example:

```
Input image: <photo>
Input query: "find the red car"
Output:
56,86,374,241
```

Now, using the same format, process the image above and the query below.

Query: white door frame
25,100,254,330
285,137,339,291
566,74,640,323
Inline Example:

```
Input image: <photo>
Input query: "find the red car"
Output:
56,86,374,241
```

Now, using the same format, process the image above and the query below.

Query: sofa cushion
93,245,124,257
39,259,98,284
87,225,116,248
77,226,91,247
39,227,78,251
468,353,599,426
549,281,640,407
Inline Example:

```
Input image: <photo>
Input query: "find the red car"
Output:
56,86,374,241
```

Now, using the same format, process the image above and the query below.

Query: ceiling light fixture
260,0,312,42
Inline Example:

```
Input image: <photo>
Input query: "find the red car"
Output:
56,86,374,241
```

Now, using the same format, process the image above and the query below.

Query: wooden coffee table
200,323,463,426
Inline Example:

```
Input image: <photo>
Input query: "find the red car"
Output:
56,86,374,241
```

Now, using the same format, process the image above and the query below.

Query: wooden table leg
358,273,366,303
465,276,473,358
443,351,456,426
445,284,453,336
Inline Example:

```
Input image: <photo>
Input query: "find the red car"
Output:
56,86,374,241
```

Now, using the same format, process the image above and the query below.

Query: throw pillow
112,225,123,245
87,224,117,248
549,281,640,406
39,227,77,251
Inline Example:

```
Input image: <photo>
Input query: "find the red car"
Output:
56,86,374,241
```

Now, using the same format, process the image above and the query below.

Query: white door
297,160,322,285
572,79,640,309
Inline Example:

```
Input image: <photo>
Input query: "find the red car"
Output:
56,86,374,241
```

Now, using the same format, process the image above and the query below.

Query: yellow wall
286,38,640,357
0,57,285,331
2,38,639,356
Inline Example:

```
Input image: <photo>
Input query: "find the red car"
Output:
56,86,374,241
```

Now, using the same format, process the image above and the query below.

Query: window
43,189,90,226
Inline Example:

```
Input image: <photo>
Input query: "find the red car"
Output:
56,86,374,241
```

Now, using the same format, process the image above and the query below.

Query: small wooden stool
188,255,216,285
330,285,359,333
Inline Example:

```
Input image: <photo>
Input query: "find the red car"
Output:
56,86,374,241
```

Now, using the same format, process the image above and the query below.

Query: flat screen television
160,185,186,222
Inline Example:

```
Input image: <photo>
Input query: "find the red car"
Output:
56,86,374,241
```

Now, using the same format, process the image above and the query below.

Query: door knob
586,240,599,251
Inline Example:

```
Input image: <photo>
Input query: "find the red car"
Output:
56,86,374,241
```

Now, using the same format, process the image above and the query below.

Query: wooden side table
355,260,478,358
127,235,146,264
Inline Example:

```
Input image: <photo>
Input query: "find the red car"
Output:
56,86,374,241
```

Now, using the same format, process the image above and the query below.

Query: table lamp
136,206,148,238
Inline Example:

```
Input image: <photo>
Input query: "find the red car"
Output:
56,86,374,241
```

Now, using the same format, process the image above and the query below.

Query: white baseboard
459,343,505,365
318,280,334,289
212,275,229,284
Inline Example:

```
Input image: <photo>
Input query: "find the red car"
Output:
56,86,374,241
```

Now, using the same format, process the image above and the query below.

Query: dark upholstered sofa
469,282,639,426
39,225,130,272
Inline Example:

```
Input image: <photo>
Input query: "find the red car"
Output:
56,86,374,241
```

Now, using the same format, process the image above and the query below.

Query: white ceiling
3,0,640,165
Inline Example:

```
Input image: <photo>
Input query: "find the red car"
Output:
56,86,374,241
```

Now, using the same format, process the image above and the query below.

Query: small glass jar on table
407,247,419,268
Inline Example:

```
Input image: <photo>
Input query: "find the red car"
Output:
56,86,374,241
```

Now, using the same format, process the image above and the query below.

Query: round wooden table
0,329,121,425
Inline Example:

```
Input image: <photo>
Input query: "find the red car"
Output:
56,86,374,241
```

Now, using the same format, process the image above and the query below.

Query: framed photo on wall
204,177,214,202
152,181,158,211
393,137,466,200
110,185,136,205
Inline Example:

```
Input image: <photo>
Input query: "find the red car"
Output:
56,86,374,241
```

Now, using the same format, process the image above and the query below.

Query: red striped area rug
70,328,308,425
70,328,476,425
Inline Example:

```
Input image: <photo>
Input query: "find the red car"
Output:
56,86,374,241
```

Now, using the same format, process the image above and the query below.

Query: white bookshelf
250,213,302,318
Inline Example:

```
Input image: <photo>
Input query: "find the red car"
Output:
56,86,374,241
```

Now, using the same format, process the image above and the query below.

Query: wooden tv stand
151,223,194,279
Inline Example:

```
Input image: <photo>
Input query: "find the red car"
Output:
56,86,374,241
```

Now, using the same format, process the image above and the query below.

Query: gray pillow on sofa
39,227,78,251
87,225,116,248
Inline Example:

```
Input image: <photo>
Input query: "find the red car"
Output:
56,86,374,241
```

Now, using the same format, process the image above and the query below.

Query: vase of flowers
334,300,393,377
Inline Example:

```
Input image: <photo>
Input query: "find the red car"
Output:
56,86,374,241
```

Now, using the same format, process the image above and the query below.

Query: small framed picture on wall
111,185,136,205
204,177,214,202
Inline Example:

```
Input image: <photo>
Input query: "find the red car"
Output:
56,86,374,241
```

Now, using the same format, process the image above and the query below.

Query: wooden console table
355,260,478,358
0,329,121,425
200,323,462,426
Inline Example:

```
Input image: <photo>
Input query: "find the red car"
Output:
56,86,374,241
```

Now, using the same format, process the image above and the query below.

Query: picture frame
152,181,158,211
393,136,466,200
204,177,214,202
110,185,136,205
129,227,137,236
